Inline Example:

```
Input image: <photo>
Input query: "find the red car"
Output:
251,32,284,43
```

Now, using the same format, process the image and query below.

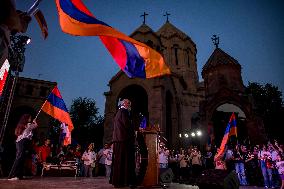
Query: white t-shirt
158,150,169,164
276,161,284,175
16,122,37,142
82,150,96,166
103,148,113,166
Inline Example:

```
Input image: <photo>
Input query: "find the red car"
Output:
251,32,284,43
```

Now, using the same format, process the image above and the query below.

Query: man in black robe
111,99,136,188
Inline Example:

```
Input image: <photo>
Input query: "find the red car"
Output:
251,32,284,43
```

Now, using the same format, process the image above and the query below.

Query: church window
173,44,179,65
186,49,190,67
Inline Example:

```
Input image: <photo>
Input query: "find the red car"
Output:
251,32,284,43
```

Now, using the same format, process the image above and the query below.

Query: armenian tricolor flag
55,0,170,78
214,113,237,160
40,86,73,145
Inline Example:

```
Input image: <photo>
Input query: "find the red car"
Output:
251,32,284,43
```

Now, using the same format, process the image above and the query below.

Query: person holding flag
8,114,38,181
214,112,238,162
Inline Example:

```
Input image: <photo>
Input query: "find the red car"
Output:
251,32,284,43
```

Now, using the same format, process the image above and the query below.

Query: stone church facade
104,21,266,147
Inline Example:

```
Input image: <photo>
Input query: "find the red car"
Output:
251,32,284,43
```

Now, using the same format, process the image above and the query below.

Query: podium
141,129,159,187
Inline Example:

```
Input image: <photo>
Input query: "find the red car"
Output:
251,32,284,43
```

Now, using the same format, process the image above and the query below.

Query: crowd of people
158,140,284,189
7,114,113,180
4,99,284,189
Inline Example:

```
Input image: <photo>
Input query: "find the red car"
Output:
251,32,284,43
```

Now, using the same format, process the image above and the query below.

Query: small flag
0,59,10,96
55,0,170,79
139,115,147,129
34,9,48,39
40,86,73,145
214,113,237,160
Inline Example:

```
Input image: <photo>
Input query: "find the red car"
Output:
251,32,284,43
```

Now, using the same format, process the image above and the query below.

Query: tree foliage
69,97,104,149
70,97,101,128
245,82,284,141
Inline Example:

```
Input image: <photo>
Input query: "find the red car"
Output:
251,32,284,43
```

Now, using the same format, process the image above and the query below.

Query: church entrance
117,84,148,128
211,103,248,146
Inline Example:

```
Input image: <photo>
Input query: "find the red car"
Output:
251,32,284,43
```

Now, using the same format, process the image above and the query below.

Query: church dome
202,48,241,77
157,22,189,40
130,23,157,37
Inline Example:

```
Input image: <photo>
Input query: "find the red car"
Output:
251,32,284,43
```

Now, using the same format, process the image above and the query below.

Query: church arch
210,102,248,145
117,84,148,127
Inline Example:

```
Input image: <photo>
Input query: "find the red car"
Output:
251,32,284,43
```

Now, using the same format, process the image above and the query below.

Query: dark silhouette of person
110,99,137,188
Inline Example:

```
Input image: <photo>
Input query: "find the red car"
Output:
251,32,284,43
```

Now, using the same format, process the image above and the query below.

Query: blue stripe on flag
47,93,69,112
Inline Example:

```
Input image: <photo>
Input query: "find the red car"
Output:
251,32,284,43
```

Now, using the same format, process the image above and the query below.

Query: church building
103,18,266,148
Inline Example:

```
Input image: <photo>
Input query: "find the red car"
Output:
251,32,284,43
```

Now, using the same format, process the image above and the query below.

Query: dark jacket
112,108,134,142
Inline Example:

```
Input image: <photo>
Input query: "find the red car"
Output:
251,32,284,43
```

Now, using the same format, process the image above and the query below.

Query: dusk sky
16,0,284,115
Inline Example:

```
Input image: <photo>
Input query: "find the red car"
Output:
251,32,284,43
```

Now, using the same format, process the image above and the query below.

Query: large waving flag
0,60,10,96
40,86,73,145
214,112,237,160
55,0,171,78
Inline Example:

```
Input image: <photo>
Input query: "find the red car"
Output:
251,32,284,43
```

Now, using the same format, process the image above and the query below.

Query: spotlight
179,134,182,138
191,132,195,137
184,133,189,138
26,38,31,44
196,130,202,136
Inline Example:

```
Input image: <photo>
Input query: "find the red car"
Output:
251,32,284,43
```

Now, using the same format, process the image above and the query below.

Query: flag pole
34,84,56,121
34,100,46,121
27,0,43,16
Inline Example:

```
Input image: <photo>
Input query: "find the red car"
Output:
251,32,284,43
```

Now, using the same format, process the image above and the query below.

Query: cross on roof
211,35,220,48
163,12,171,22
140,12,148,24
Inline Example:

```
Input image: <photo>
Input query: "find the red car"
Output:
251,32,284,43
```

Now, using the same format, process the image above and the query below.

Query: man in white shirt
103,143,113,179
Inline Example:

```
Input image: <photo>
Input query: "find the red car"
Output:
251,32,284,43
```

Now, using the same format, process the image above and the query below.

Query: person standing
8,114,38,180
103,143,113,180
110,99,136,188
275,154,284,189
258,144,273,188
81,143,96,177
233,145,248,186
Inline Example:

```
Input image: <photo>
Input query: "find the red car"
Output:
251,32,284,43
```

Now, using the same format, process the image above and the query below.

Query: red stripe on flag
52,86,62,99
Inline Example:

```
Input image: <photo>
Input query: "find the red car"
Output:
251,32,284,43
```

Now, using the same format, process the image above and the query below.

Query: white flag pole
27,0,43,16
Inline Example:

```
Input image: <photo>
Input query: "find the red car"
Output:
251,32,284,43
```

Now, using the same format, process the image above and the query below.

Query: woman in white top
81,143,96,177
8,114,38,180
275,154,284,189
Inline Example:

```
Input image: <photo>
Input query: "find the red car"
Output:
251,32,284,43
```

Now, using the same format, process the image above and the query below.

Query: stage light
196,130,202,136
191,132,196,137
26,38,31,44
184,133,189,138
179,133,182,138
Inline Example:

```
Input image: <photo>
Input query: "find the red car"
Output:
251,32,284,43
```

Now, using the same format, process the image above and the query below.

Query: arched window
173,44,179,65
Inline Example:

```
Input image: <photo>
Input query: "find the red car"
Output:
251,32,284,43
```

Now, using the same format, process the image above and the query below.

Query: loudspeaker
159,168,174,183
195,169,239,189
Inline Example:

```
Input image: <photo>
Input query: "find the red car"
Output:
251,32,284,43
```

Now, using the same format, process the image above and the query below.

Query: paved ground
0,177,267,189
